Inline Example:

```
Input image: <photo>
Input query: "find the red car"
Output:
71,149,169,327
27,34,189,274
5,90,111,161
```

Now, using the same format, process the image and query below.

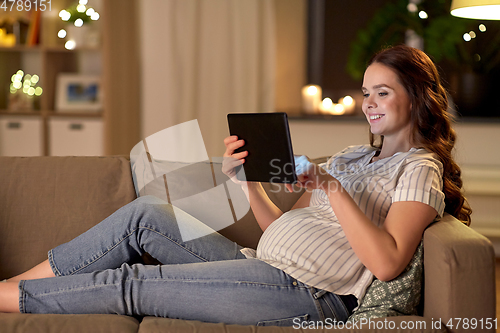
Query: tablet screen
227,113,296,183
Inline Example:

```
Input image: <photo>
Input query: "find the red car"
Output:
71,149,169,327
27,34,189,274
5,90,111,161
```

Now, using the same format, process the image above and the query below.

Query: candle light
333,103,345,115
339,95,356,114
319,97,345,115
319,97,333,113
302,85,322,114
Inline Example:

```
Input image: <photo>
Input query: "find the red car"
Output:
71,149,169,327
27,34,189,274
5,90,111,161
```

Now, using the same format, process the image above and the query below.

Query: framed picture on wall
56,74,102,112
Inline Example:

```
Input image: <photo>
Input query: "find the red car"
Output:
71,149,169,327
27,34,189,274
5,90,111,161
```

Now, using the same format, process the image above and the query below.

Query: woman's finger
222,157,245,173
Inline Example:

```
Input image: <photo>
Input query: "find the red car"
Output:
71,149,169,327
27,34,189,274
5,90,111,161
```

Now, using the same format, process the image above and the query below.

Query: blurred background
0,0,499,248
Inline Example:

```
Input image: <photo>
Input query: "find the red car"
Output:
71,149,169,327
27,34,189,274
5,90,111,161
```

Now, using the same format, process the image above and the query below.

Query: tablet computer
227,112,296,183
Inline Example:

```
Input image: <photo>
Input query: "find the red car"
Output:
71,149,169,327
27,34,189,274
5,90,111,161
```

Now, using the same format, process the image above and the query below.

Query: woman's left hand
285,163,339,193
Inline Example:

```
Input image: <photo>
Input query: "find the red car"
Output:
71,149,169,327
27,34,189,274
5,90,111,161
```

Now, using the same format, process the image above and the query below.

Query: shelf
0,46,43,52
47,111,103,118
0,110,102,117
0,0,140,156
0,110,41,116
0,46,100,52
0,1,104,157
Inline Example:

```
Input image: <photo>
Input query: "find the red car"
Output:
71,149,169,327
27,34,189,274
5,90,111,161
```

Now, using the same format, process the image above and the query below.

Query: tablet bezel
227,112,297,183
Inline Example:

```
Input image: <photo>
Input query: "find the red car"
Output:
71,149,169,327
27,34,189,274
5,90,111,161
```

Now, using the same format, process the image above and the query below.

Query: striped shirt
241,145,445,302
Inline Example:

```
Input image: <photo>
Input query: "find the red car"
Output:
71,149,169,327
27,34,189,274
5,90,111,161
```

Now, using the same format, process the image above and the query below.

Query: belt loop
313,288,328,300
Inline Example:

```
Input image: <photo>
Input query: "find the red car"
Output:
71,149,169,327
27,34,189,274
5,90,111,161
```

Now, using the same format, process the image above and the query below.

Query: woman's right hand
222,136,248,184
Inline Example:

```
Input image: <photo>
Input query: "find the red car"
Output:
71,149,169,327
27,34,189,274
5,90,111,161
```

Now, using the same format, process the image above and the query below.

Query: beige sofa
0,156,496,333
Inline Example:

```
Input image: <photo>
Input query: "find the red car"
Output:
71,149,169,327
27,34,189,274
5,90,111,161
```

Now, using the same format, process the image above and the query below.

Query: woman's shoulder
322,145,376,168
340,144,377,154
402,147,444,174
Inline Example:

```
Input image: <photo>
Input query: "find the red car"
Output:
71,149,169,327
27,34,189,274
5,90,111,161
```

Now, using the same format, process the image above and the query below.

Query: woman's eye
378,92,388,96
362,93,369,98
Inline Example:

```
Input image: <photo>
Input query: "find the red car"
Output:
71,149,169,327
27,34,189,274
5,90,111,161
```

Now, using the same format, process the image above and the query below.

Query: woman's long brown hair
367,45,472,225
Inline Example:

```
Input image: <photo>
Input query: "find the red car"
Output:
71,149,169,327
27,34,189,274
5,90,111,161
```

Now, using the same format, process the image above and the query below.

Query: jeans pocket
257,314,309,327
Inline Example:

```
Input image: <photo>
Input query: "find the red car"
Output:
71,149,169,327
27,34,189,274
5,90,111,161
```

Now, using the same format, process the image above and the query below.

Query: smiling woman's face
361,63,412,140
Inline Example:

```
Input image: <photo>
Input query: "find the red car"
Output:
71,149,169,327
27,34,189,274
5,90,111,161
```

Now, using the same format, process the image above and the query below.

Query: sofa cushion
0,313,139,333
0,156,137,279
422,214,496,324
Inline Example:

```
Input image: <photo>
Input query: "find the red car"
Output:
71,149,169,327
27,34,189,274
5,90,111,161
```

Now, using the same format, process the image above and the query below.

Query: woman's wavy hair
367,44,472,225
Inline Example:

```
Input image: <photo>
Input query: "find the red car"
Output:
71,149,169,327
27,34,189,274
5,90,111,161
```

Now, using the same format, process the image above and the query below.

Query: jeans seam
24,278,307,296
63,226,210,276
135,277,308,289
19,281,26,313
48,250,62,277
140,226,210,262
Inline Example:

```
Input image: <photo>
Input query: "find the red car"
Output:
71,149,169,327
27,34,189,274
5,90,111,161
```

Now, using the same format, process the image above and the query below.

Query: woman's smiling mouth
369,114,385,120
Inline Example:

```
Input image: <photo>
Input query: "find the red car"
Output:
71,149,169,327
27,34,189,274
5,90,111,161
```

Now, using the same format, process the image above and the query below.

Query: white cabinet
0,116,43,156
49,118,103,156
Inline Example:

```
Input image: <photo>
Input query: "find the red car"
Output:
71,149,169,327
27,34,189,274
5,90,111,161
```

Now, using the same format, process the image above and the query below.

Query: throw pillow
348,240,424,321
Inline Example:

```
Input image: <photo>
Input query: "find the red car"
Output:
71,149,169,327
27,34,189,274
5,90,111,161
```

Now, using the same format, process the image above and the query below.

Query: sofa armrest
423,214,496,332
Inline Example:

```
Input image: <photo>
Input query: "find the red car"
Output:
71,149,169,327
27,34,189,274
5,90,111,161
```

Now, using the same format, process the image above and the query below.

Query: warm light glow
322,98,333,110
463,33,472,41
307,85,318,96
9,70,42,97
59,10,71,21
334,104,345,114
11,74,22,83
479,23,487,31
469,30,477,38
342,95,354,106
58,29,67,38
79,0,88,5
419,10,428,19
65,40,76,50
302,85,322,114
77,4,86,12
86,8,95,16
407,3,418,12
91,12,100,20
74,18,84,27
451,0,500,20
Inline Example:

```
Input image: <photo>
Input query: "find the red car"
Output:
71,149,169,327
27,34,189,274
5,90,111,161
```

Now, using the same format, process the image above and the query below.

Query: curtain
140,0,276,158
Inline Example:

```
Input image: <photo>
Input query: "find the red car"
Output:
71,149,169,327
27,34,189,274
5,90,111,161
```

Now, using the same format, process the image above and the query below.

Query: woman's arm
223,136,311,232
295,163,437,281
243,182,283,231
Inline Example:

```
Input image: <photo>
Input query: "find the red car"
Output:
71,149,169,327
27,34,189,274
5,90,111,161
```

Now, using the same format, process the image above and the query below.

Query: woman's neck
374,138,416,161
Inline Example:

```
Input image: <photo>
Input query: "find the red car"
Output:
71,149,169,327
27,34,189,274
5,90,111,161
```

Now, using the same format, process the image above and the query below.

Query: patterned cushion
348,240,423,321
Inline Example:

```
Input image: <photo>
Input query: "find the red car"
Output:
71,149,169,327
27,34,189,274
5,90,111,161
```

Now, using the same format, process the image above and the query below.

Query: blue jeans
19,196,351,326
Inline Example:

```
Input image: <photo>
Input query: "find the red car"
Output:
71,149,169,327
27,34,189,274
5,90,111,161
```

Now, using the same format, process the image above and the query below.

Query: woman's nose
364,96,376,110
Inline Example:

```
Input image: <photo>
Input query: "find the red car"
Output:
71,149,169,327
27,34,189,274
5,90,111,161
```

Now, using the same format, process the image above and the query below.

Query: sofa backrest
0,156,137,279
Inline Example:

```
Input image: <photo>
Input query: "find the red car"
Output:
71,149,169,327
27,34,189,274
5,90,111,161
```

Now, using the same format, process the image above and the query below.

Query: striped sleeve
393,162,445,217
